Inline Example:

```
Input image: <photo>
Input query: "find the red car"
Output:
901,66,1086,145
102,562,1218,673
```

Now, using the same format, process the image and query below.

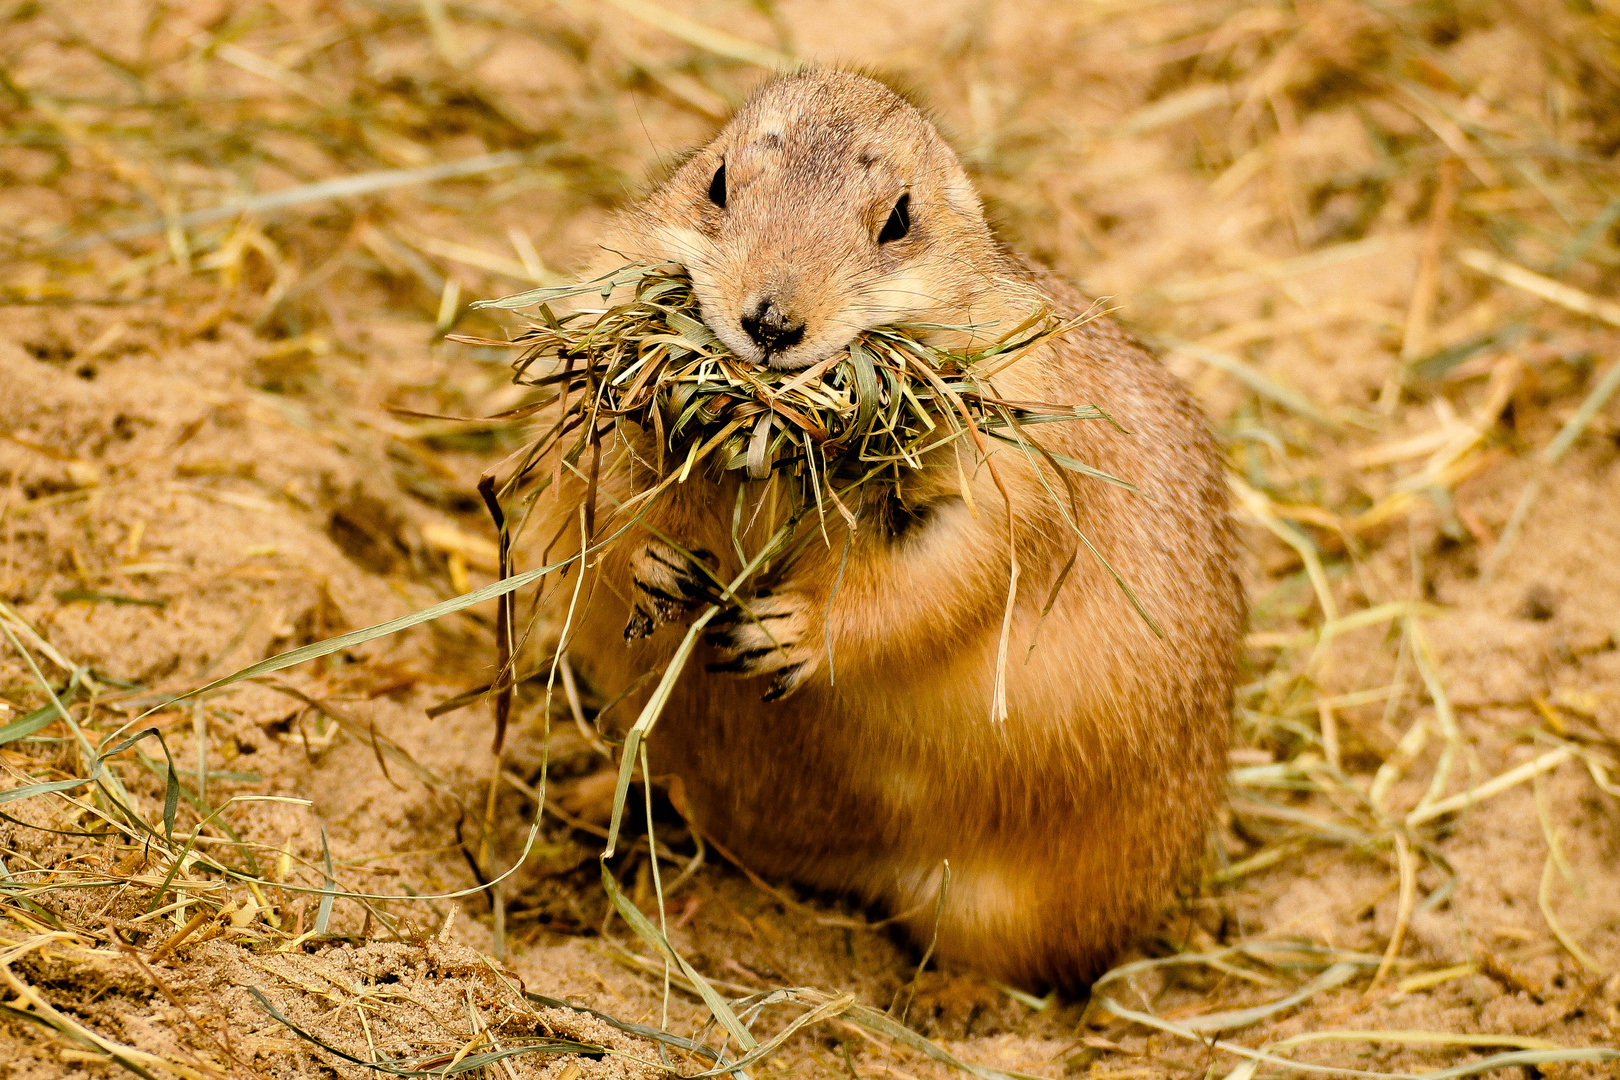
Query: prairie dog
537,70,1242,990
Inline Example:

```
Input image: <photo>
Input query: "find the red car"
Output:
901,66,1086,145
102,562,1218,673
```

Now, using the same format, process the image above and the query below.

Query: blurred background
2,2,1620,1078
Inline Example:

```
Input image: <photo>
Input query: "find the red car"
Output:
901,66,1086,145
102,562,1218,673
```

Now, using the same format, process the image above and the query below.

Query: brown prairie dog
538,70,1242,990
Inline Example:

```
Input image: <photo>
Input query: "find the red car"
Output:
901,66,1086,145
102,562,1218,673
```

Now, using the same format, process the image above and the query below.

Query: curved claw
624,606,656,641
624,542,718,638
763,663,811,702
703,591,818,700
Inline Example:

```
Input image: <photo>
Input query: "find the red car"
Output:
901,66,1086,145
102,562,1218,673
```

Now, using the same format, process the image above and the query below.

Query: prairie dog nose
740,297,805,354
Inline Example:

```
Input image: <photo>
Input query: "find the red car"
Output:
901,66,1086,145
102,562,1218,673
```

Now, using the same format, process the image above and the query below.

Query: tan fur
533,70,1243,990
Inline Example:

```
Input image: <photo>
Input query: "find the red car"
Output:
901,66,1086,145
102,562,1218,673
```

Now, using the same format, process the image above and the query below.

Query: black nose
740,298,805,354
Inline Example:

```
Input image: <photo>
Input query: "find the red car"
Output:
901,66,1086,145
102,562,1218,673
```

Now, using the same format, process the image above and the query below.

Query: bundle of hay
461,262,1120,534
452,264,1148,737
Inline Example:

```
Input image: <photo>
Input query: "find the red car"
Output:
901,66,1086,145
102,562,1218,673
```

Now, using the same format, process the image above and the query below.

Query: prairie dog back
540,69,1243,990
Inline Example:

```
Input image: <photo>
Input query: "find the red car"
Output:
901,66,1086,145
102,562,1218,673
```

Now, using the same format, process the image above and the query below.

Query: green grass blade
602,607,719,858
314,825,337,933
0,706,59,745
835,1000,1045,1080
599,859,757,1053
151,534,633,715
1419,1049,1620,1079
0,776,92,805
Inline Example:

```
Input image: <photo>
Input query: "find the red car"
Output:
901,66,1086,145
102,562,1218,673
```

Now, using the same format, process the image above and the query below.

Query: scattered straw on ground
1,0,1619,1078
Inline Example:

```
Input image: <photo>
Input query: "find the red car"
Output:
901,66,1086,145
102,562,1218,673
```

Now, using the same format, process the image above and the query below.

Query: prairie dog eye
878,193,910,243
708,163,726,208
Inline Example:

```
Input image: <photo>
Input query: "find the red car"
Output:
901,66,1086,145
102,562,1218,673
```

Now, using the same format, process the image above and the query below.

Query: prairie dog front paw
704,590,820,701
625,541,719,640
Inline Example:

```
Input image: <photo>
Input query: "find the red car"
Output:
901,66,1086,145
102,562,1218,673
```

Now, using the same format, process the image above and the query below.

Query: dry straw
468,261,1101,501
454,262,1142,742
5,0,1620,1076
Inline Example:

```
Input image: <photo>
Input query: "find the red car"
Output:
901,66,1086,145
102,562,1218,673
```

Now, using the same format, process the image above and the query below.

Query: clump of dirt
2,1,1619,1078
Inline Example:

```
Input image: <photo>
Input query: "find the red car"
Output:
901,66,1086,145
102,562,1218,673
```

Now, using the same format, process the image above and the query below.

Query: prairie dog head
620,70,1009,370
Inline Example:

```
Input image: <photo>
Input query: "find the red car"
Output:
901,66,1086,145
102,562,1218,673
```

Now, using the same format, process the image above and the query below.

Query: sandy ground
2,0,1619,1077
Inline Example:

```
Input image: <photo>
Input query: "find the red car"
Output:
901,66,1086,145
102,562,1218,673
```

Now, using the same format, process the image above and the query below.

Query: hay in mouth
463,261,1126,517
454,261,1150,740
